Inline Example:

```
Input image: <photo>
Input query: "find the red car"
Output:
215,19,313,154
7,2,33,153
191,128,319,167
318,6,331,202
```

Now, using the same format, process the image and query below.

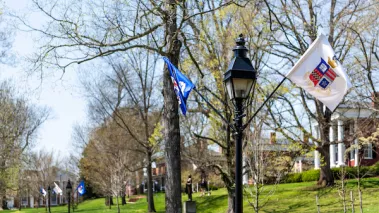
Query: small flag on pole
53,182,63,195
163,57,195,115
40,187,47,197
286,34,352,111
76,180,86,196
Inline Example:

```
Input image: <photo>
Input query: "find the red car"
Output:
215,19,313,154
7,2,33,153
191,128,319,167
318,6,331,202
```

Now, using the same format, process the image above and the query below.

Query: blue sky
2,0,88,156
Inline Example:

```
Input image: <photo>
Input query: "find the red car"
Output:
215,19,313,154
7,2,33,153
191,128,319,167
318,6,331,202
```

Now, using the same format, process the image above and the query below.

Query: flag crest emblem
76,180,86,196
78,185,84,194
162,57,195,115
285,34,352,111
308,57,339,89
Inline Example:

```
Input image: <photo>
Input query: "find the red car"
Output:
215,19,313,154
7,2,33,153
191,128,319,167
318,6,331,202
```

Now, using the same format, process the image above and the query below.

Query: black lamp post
223,34,256,213
66,180,72,213
47,185,51,213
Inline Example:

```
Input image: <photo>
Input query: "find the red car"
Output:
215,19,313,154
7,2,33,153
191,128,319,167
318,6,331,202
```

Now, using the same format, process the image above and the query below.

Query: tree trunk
316,195,320,213
359,190,363,213
147,151,156,212
72,193,75,212
163,0,182,212
19,194,21,210
110,196,114,205
105,196,113,208
121,183,126,205
350,190,355,213
227,190,234,213
0,163,6,210
121,195,126,205
317,107,334,186
116,194,120,213
341,167,347,213
254,182,259,213
0,187,5,210
0,196,3,210
318,144,334,186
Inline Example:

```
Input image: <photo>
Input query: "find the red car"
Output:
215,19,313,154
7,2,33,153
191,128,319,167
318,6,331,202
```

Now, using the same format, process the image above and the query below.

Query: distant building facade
313,103,379,169
5,170,77,209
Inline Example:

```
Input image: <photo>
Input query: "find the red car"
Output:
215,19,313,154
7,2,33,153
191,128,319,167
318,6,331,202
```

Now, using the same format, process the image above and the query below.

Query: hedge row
284,162,379,183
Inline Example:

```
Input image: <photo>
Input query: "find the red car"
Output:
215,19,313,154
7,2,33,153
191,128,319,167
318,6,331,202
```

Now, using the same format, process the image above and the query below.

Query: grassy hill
4,178,379,213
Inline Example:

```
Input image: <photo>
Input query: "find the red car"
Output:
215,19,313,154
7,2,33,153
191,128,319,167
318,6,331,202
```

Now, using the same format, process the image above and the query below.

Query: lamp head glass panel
225,79,233,100
232,78,254,99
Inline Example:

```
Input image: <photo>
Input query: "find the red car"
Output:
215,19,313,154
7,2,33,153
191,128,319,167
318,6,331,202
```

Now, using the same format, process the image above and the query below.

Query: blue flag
40,187,47,197
76,180,86,196
163,57,195,115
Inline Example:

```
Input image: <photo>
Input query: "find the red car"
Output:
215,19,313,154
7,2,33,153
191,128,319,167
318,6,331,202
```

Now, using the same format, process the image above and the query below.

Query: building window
51,193,57,205
350,148,355,160
335,147,338,163
22,197,28,206
349,122,354,135
363,143,373,159
161,166,165,175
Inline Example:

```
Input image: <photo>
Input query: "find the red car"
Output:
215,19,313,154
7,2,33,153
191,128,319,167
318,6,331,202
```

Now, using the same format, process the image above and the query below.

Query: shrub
369,162,379,175
285,163,379,184
264,175,281,184
346,167,357,178
208,185,218,190
359,166,372,177
302,170,320,182
332,165,379,179
331,167,340,178
285,173,302,183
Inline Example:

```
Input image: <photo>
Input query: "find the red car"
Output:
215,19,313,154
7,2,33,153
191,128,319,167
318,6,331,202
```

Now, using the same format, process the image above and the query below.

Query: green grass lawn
4,178,379,213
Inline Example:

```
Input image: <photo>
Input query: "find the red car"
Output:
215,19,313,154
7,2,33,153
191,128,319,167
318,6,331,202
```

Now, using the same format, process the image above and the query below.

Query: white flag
286,34,352,111
53,182,63,195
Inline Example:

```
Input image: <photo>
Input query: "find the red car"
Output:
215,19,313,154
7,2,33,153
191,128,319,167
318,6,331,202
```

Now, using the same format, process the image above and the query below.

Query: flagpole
242,77,287,130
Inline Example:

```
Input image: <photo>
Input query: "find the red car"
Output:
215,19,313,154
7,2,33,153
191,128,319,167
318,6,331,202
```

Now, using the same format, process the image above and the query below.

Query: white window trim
350,148,355,160
364,143,373,159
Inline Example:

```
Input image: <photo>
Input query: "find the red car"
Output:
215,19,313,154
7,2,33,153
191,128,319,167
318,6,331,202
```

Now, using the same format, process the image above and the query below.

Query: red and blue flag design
309,58,338,89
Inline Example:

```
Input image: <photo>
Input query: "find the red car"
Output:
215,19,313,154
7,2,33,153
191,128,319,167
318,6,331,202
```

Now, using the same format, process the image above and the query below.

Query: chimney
303,133,309,143
199,139,208,152
270,132,276,144
372,92,379,109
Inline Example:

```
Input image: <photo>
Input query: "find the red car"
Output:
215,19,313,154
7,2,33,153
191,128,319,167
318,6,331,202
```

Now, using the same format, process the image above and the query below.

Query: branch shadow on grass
195,194,229,211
